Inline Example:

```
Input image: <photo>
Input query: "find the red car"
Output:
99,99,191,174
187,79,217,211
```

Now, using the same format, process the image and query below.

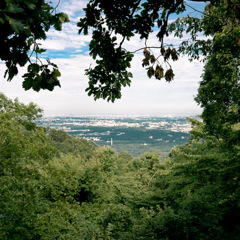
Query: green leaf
35,47,47,54
0,18,5,24
7,4,24,13
28,64,40,74
53,68,61,77
7,17,25,34
27,4,36,10
58,13,69,23
27,37,34,47
22,77,33,90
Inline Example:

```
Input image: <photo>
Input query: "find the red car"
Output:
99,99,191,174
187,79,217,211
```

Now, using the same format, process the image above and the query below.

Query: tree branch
184,2,205,15
130,45,173,54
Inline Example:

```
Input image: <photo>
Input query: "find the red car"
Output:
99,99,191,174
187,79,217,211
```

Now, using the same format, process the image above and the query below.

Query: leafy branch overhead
78,0,187,101
142,47,178,81
79,0,240,103
0,0,215,100
0,0,69,91
1,0,239,106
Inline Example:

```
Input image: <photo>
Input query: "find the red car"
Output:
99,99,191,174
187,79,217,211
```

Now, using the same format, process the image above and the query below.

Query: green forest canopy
1,92,240,239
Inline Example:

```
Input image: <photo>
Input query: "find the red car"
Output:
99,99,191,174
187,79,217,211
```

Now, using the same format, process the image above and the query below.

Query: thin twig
184,1,233,20
184,2,205,15
119,0,141,48
51,0,61,13
130,45,173,54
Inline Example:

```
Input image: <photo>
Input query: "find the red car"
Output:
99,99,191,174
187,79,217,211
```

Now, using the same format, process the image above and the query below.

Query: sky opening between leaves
0,0,207,117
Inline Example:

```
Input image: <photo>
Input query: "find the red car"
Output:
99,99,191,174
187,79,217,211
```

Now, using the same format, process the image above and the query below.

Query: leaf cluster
84,30,134,102
78,0,186,101
143,47,178,82
22,61,61,91
194,1,240,145
0,0,69,91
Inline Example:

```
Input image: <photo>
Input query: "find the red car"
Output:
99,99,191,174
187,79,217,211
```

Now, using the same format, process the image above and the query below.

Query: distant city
37,116,193,157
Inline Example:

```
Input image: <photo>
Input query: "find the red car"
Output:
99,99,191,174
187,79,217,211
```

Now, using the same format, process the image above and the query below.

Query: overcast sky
0,0,207,117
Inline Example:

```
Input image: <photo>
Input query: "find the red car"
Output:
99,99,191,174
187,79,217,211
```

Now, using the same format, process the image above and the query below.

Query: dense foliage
0,0,68,91
168,0,240,146
0,94,166,239
78,0,186,101
1,95,239,239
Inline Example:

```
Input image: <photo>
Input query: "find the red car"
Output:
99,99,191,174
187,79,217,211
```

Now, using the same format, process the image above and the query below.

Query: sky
0,0,207,117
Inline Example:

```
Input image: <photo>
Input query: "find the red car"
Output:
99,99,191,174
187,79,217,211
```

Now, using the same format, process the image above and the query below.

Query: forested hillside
1,93,239,239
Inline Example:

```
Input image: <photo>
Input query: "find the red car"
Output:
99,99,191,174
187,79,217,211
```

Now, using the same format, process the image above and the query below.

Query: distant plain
37,116,191,157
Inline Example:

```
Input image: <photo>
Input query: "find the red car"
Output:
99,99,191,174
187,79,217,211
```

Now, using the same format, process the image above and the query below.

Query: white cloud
58,0,89,18
0,1,205,117
39,22,91,51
